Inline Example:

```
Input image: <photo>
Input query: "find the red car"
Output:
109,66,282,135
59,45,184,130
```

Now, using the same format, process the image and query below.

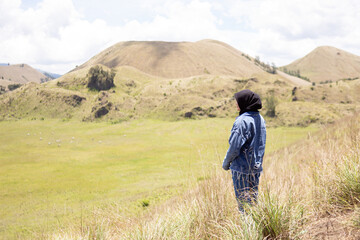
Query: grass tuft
247,189,305,239
332,151,360,207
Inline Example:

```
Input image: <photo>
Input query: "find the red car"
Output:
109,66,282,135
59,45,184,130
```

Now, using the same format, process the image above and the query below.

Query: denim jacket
222,112,266,173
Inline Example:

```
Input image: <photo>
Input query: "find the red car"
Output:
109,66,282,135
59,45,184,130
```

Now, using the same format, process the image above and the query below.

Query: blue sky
1,0,360,74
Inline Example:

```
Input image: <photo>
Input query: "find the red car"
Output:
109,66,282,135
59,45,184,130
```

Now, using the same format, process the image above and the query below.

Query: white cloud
0,0,102,73
224,0,360,65
227,0,360,39
0,0,360,73
0,0,223,74
121,0,221,41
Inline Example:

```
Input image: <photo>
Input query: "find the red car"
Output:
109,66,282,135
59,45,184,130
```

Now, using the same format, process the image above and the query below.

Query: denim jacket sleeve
222,125,246,170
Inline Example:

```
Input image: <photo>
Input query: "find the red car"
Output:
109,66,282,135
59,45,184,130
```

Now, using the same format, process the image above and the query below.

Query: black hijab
234,89,262,115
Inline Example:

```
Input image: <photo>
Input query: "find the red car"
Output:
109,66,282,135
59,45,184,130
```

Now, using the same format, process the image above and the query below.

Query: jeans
231,170,261,212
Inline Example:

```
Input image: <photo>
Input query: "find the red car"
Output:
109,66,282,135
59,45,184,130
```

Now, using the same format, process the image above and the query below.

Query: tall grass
310,115,360,212
248,189,305,239
331,152,360,207
52,115,360,239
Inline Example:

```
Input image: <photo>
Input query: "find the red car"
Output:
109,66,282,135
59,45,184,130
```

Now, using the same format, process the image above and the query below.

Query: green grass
0,118,316,239
329,150,360,207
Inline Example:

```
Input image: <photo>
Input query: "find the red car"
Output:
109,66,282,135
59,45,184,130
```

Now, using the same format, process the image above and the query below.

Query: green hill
0,40,360,126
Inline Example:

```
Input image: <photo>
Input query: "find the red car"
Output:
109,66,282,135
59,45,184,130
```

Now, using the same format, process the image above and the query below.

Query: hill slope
1,40,360,126
282,46,360,83
51,114,360,239
76,39,265,78
0,64,50,88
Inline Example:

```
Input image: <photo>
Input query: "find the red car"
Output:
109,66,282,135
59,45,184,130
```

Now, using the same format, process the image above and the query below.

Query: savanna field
42,115,360,240
0,118,318,239
1,39,360,240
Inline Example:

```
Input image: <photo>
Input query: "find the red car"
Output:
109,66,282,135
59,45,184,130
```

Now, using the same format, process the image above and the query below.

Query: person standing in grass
222,89,266,212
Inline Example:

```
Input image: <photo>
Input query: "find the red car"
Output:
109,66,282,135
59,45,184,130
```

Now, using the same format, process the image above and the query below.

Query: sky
1,0,360,74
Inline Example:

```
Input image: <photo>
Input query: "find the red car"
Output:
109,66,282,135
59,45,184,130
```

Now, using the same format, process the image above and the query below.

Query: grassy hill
75,39,265,79
0,64,50,89
1,39,360,239
1,65,359,126
52,114,360,240
0,40,360,127
282,46,360,83
0,118,316,239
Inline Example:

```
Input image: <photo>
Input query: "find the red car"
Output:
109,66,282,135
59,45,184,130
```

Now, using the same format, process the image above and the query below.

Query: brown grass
0,64,47,86
283,46,360,83
76,40,265,79
49,114,360,239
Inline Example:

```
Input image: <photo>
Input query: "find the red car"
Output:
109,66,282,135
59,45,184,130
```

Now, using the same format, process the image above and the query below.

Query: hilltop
0,64,50,88
75,39,265,78
282,46,360,83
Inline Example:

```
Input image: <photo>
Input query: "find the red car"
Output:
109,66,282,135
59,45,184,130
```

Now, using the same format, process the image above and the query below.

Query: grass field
0,118,317,239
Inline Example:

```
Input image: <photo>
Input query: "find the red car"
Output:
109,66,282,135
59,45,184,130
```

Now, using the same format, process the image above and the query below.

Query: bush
8,83,22,91
281,67,310,81
0,85,5,94
87,66,115,91
141,199,150,207
254,56,277,74
265,91,278,117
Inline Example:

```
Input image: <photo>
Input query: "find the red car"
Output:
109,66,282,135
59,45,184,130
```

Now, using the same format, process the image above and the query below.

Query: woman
222,89,266,212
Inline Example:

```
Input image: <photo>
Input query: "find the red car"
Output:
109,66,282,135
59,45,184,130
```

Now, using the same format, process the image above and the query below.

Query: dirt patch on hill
39,90,86,107
303,212,360,239
277,70,311,86
90,91,113,119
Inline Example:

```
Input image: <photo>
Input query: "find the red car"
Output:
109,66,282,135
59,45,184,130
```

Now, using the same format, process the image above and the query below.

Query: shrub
281,67,310,81
241,53,252,61
141,199,150,208
8,83,22,91
254,56,276,74
265,91,278,117
0,85,5,94
87,66,115,91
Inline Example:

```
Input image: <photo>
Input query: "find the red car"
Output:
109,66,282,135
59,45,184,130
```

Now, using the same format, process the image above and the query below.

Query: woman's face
235,100,240,111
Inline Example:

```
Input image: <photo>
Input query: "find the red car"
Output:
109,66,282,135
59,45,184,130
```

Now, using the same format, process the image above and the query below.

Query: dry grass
76,40,264,79
283,46,360,83
0,64,47,86
49,114,360,240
